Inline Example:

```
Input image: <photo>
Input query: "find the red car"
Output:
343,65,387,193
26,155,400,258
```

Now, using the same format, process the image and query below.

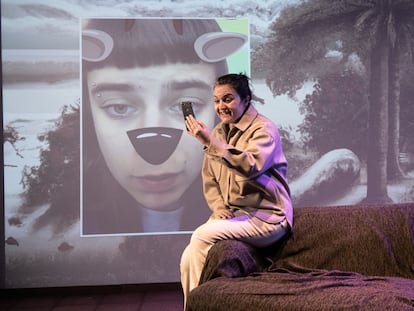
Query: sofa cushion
272,203,414,279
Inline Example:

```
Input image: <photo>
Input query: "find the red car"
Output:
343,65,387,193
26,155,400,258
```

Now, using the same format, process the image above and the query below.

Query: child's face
87,63,216,211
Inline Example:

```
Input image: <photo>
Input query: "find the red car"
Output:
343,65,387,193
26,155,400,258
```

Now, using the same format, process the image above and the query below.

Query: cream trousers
180,213,289,308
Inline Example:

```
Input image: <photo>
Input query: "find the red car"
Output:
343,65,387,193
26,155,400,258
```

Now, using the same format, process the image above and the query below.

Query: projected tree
255,0,414,204
19,104,80,234
3,125,24,162
297,71,369,158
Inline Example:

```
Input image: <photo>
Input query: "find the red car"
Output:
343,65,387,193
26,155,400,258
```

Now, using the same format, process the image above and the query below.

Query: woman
180,73,293,305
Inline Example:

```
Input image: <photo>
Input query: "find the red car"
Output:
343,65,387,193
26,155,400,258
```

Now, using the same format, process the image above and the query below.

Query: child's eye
172,100,205,115
102,103,138,119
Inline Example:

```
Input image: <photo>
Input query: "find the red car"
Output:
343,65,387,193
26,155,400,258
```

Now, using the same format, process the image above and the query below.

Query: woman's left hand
212,208,234,220
185,115,211,146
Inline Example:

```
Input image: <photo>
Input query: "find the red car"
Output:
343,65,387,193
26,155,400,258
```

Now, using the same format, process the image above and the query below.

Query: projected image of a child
81,18,247,234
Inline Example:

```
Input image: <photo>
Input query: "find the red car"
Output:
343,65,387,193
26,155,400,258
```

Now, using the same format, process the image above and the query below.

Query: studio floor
0,283,184,311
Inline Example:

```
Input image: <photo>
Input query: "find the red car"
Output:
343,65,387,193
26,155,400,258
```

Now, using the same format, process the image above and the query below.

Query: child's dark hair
214,73,252,102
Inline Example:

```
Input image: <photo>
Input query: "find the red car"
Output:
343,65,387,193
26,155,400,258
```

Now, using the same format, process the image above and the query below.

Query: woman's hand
212,208,234,220
185,115,211,146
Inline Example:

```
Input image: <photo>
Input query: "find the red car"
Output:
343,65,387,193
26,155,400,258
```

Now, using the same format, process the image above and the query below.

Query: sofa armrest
198,240,266,285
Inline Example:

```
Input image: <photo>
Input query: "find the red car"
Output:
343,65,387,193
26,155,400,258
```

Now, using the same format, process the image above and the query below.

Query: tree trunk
365,34,393,203
387,44,405,180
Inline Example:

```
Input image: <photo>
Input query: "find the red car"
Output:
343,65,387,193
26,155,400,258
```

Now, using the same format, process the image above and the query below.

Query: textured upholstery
187,203,414,311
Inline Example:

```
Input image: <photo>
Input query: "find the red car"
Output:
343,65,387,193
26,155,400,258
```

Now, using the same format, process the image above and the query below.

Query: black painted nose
127,127,183,165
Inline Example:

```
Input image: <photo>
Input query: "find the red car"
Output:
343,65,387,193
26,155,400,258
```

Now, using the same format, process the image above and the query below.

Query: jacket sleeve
205,122,286,179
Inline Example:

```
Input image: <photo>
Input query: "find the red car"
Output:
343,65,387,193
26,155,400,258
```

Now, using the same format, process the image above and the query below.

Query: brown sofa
186,203,414,311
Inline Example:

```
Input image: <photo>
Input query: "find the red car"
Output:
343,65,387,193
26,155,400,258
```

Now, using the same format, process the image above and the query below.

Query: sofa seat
186,203,414,311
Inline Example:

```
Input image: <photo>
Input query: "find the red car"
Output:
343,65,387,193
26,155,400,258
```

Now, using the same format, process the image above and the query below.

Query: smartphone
181,101,196,120
181,101,196,131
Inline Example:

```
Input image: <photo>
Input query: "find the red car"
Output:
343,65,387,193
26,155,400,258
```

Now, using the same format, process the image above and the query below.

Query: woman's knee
180,245,191,270
190,223,217,246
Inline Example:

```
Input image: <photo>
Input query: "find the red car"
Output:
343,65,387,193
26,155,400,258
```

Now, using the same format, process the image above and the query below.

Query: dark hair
82,18,228,73
214,73,252,103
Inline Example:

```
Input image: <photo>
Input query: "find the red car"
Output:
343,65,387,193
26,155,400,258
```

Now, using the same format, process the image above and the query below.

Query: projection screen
2,3,249,288
3,0,414,289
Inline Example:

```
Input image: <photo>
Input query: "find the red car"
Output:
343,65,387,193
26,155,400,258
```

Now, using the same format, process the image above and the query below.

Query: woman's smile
219,108,232,116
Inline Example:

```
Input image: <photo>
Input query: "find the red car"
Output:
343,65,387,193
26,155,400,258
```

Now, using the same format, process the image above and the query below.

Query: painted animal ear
82,29,114,62
194,32,248,63
82,29,247,63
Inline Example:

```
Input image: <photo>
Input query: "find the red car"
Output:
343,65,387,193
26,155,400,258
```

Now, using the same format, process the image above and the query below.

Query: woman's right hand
185,115,211,146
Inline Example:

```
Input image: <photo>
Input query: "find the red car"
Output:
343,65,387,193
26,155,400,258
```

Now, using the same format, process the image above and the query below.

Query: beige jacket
202,104,293,229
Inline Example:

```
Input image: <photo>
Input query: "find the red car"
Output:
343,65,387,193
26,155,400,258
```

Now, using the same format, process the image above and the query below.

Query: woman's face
213,84,249,124
87,63,216,211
